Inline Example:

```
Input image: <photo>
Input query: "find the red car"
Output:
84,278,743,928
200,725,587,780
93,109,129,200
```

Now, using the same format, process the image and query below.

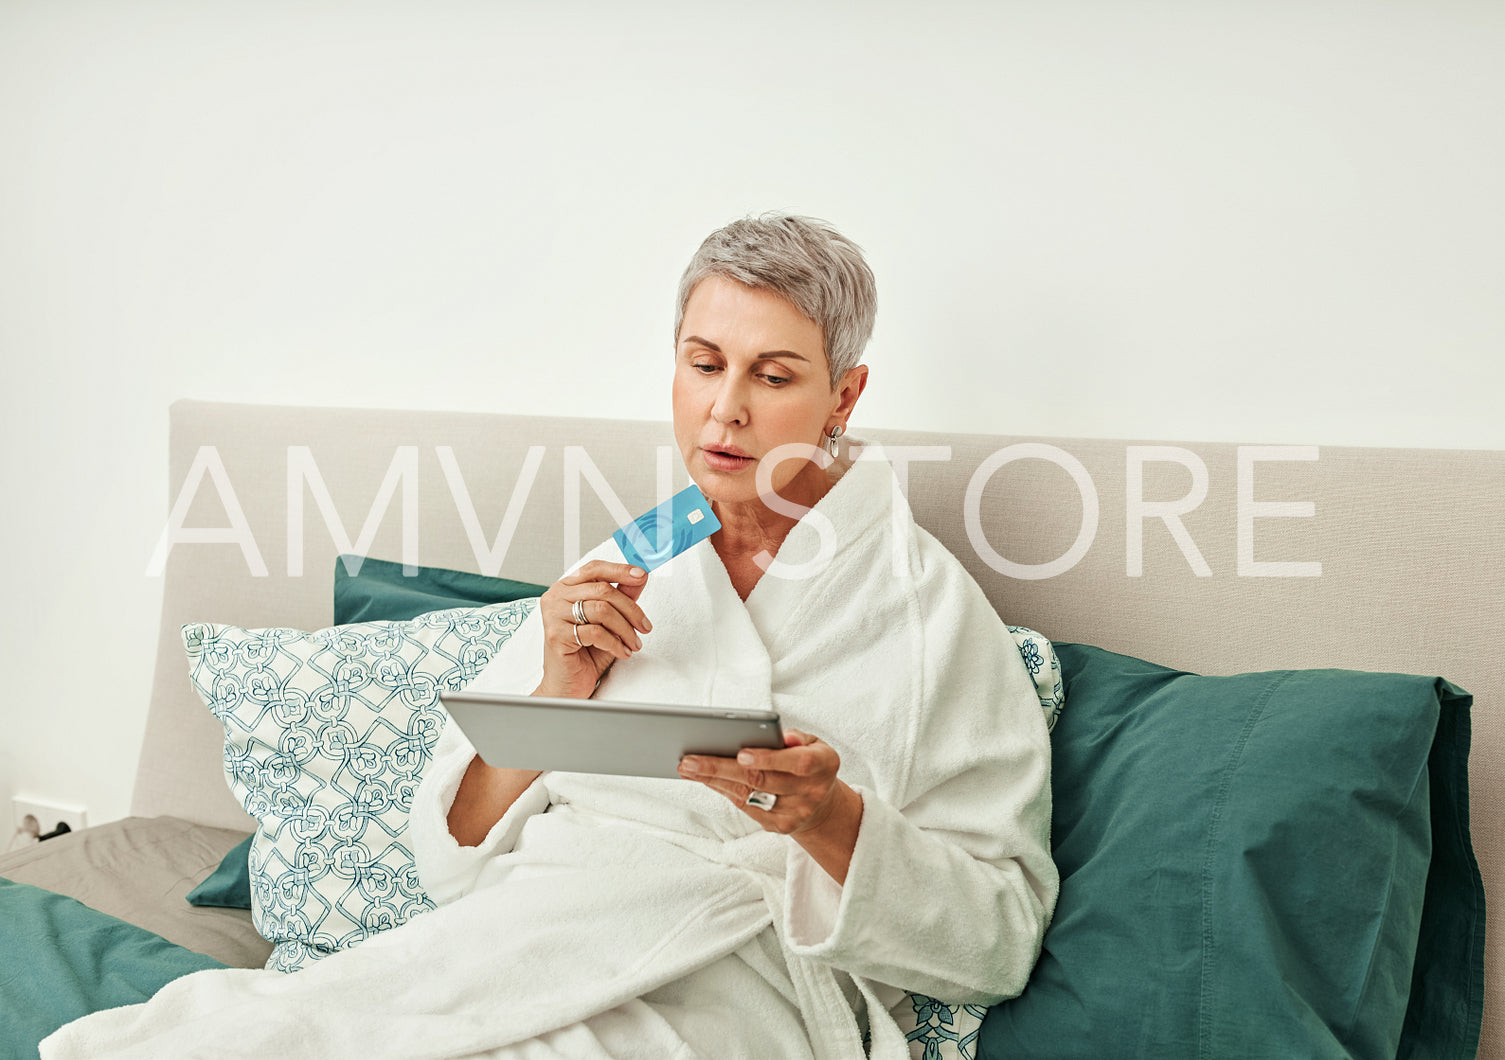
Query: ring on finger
745,790,778,812
571,600,589,625
573,623,584,648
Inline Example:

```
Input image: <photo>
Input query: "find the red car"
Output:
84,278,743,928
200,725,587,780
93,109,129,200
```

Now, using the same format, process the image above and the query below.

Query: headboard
132,399,1502,1049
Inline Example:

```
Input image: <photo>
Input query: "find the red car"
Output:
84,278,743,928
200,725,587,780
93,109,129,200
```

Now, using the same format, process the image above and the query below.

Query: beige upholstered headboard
132,399,1502,1050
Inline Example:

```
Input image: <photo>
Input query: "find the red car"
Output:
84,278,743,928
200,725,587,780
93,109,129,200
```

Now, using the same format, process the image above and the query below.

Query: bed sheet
0,815,272,969
0,875,230,1054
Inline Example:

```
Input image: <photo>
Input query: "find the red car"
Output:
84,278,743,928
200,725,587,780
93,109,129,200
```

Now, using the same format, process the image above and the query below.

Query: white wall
2,1,1502,830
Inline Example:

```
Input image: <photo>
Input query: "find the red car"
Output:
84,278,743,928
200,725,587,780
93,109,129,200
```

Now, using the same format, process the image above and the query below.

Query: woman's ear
831,365,869,425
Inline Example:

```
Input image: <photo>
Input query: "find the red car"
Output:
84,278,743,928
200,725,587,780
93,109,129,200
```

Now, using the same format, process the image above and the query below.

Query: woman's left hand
679,729,843,834
679,730,864,883
679,730,864,884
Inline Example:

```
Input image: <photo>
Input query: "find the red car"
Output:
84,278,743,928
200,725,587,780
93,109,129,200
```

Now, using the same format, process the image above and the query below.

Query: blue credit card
613,485,721,572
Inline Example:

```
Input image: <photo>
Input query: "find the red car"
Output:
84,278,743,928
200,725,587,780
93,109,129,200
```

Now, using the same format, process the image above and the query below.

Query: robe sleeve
409,606,551,906
408,537,635,905
780,539,1059,1006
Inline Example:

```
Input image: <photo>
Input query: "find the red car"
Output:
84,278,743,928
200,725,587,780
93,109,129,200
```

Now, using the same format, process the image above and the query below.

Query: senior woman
446,218,881,874
415,213,1059,1057
41,215,1057,1060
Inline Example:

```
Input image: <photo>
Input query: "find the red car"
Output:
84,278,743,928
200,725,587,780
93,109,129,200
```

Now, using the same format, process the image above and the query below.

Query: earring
825,423,845,458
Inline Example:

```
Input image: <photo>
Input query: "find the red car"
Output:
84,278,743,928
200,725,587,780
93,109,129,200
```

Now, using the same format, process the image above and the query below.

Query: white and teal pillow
183,598,536,972
894,995,989,1060
1008,625,1065,732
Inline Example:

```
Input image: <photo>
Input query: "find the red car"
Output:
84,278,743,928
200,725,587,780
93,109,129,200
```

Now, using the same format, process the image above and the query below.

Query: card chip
688,509,704,525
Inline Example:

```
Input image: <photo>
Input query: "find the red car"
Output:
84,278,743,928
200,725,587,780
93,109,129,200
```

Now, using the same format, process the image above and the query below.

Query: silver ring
571,600,589,625
745,790,777,812
573,623,584,648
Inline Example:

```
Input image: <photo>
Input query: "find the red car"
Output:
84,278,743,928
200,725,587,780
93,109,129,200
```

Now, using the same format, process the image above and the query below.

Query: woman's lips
702,448,755,472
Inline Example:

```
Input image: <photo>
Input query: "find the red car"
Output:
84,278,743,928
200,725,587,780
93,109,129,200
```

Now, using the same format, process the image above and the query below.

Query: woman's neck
710,460,834,599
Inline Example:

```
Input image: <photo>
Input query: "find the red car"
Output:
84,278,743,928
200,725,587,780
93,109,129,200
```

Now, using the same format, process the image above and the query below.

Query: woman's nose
710,376,749,425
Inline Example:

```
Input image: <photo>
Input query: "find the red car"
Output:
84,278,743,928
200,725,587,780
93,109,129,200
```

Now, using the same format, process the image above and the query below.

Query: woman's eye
761,374,791,386
690,363,719,374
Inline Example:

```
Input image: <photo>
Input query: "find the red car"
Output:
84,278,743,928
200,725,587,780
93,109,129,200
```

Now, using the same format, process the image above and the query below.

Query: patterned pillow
890,626,1065,1059
895,995,990,1060
182,598,536,972
1008,625,1065,733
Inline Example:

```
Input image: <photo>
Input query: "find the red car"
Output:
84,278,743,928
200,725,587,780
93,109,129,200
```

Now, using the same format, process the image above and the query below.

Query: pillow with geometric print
181,597,536,972
1008,625,1065,735
892,995,990,1060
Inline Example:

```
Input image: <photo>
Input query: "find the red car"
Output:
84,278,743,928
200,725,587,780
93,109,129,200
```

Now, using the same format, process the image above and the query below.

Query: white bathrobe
42,442,1057,1060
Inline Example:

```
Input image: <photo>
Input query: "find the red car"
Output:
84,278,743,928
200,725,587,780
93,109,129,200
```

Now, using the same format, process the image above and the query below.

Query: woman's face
672,275,865,508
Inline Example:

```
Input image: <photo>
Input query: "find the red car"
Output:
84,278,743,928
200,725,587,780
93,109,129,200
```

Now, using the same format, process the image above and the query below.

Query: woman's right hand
534,561,652,699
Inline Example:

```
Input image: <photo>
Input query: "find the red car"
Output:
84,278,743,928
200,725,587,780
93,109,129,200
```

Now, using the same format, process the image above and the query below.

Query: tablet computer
440,690,784,779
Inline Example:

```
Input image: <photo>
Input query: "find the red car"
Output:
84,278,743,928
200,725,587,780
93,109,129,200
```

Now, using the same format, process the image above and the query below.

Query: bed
2,398,1496,1058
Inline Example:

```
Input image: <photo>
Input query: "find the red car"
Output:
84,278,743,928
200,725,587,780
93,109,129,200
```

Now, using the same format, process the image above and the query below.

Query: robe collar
694,438,898,654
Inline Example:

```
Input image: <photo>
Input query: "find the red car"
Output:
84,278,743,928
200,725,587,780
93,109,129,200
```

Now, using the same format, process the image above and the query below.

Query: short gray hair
674,212,877,390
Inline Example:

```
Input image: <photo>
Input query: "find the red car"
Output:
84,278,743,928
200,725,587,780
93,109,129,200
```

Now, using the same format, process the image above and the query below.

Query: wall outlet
13,797,88,838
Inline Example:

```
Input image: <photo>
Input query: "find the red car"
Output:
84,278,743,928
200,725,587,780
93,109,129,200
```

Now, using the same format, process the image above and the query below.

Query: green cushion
333,555,547,625
0,876,225,1052
981,643,1483,1060
184,835,253,910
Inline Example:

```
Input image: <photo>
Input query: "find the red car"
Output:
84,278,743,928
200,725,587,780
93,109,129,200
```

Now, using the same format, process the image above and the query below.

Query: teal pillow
185,835,254,910
981,644,1484,1060
333,555,547,625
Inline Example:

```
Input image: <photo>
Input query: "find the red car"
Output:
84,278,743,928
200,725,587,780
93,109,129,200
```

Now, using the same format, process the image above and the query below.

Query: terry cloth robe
41,440,1058,1060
